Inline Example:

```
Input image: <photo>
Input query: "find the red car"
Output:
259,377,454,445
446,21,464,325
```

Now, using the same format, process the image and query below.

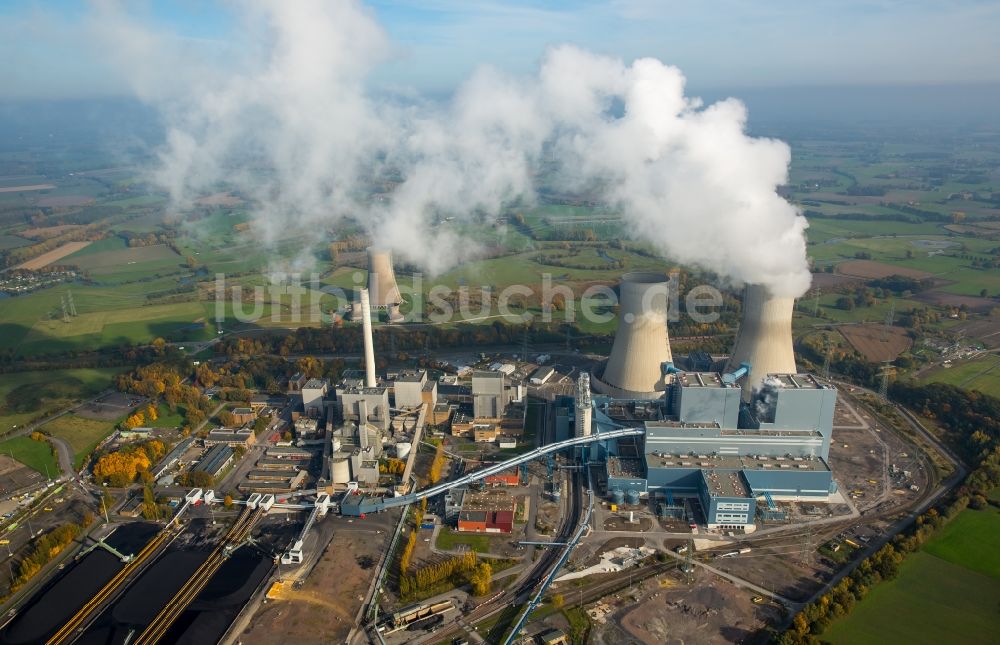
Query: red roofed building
485,470,519,487
456,490,516,534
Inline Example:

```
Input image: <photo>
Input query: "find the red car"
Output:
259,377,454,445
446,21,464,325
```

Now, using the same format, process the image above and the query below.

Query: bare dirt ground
0,454,44,495
835,259,933,280
76,391,146,421
950,319,1000,348
809,273,859,289
590,569,780,645
237,522,394,645
838,324,913,362
14,241,91,270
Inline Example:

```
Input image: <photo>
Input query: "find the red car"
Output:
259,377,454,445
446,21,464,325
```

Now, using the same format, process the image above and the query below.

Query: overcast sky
1,0,999,99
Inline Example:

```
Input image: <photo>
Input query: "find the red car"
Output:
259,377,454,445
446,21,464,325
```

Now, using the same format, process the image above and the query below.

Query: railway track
133,507,261,645
46,528,175,645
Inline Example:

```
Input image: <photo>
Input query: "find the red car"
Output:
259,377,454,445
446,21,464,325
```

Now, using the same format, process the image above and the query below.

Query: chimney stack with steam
592,272,673,399
360,288,377,388
726,284,797,395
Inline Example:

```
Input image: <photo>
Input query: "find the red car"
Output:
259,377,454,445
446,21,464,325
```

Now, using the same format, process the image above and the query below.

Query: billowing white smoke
92,0,811,297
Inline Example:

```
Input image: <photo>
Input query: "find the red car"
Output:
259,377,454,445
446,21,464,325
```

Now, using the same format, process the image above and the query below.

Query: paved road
48,435,75,479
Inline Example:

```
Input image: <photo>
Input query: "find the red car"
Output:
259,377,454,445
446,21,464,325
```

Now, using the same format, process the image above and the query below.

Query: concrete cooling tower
726,284,797,395
592,272,673,400
367,248,403,322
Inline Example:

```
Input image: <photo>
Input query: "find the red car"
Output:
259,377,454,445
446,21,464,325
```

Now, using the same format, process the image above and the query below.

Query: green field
435,527,494,553
923,506,1000,579
41,414,116,469
0,367,125,433
0,435,58,477
826,507,1000,644
919,355,1000,398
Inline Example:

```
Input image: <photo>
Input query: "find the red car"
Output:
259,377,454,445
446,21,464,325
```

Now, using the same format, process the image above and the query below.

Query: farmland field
918,354,1000,399
64,243,179,272
14,241,92,270
838,324,913,362
835,260,933,280
41,413,116,469
922,506,1000,579
824,550,1000,644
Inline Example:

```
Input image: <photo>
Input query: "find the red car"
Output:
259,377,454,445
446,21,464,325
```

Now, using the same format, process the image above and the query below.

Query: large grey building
594,370,839,531
472,371,506,419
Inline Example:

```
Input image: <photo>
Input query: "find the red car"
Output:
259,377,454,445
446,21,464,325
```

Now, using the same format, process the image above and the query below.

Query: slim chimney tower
575,373,592,438
593,272,673,399
360,288,377,388
726,284,797,395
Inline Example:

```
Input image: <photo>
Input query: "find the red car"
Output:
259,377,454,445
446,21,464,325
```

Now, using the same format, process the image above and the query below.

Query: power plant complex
579,274,836,531
285,249,838,536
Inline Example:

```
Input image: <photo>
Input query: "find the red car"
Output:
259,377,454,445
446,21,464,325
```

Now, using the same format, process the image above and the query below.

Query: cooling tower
359,288,377,388
367,248,402,307
593,272,673,399
726,284,797,395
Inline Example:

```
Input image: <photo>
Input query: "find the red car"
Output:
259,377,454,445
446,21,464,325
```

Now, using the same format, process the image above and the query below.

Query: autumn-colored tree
223,494,234,508
30,431,45,442
296,356,322,379
400,530,417,574
93,449,152,487
428,444,445,484
469,562,493,596
122,412,145,430
145,404,158,422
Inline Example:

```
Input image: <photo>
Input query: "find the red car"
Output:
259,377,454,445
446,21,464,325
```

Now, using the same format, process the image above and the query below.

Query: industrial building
574,281,840,531
205,428,256,448
394,370,437,408
472,371,506,418
193,444,234,479
529,366,555,385
151,437,195,480
301,379,329,417
457,490,516,534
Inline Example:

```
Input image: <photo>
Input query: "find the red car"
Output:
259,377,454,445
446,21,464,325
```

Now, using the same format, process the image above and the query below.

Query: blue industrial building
591,371,839,531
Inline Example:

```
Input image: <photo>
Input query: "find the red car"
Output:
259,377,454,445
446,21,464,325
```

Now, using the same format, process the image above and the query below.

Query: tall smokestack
726,284,797,395
575,373,592,438
367,248,403,322
360,288,377,388
593,272,673,399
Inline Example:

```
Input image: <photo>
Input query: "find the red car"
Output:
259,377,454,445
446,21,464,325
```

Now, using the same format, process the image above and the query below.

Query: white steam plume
91,0,811,297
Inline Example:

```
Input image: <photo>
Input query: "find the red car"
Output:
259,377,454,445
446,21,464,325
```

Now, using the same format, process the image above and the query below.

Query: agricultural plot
14,241,92,270
919,355,1000,399
835,260,933,280
838,324,913,362
64,243,182,279
825,508,1000,644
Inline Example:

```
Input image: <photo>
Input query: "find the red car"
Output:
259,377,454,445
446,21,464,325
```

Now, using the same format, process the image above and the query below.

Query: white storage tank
395,442,412,460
